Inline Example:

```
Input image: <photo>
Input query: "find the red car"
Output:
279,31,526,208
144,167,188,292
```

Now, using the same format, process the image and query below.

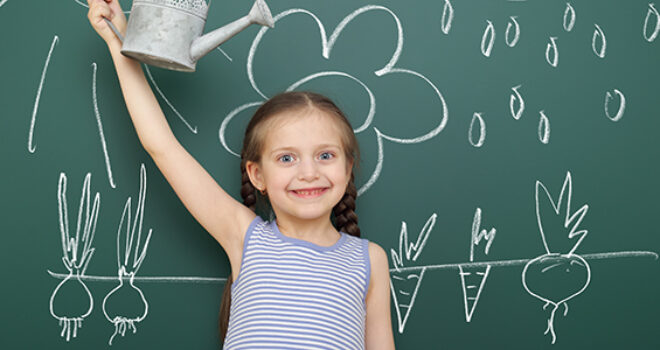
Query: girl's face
246,108,353,224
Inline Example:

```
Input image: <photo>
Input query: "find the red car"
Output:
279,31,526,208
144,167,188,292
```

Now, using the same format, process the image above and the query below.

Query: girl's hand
87,0,126,47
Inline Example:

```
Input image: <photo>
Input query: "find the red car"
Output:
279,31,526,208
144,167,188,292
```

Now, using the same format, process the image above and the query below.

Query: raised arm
86,0,255,265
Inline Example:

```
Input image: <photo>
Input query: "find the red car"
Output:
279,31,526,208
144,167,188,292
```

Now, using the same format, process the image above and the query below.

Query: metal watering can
105,0,274,72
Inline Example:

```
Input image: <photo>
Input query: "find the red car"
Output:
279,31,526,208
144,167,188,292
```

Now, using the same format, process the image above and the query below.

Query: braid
240,159,257,210
333,173,360,237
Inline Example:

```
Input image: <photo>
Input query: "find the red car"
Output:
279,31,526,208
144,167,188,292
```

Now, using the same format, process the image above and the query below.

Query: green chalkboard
2,0,659,349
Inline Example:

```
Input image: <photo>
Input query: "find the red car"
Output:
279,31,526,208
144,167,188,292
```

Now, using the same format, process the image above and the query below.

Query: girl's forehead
263,109,345,149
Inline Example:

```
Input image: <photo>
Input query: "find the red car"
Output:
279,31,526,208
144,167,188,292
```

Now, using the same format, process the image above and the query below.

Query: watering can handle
103,17,124,42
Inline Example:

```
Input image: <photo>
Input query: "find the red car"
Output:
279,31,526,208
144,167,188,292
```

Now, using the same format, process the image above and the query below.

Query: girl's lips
290,187,328,198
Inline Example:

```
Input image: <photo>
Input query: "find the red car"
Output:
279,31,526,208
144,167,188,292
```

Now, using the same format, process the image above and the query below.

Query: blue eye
278,154,294,163
319,152,334,160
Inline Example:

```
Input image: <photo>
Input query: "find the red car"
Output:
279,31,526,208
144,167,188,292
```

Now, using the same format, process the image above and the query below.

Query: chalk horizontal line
47,250,657,284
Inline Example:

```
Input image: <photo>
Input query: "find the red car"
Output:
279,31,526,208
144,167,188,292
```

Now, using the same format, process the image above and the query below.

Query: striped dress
223,216,371,349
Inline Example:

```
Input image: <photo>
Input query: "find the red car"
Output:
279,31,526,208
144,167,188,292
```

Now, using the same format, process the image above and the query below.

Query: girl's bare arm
87,0,255,264
365,242,396,349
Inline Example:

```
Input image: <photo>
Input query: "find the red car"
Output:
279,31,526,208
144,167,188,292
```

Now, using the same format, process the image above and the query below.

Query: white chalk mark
391,213,437,270
592,24,607,58
216,47,233,62
459,264,491,322
286,71,375,133
538,110,550,144
535,171,588,256
103,164,153,345
441,0,454,35
376,68,448,144
47,250,659,283
28,35,59,154
219,101,263,157
643,3,660,42
390,213,436,333
604,89,626,122
248,6,403,98
357,128,384,197
50,172,100,342
481,20,495,57
91,63,117,189
545,37,559,67
143,65,197,134
505,16,520,47
0,0,8,7
470,208,496,262
469,112,486,148
563,3,576,32
523,253,591,344
510,84,525,120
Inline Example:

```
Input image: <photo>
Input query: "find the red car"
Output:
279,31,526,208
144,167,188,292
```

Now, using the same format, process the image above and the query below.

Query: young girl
87,1,395,348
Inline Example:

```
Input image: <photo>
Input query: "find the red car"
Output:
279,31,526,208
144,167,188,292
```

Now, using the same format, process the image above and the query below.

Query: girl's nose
297,159,320,181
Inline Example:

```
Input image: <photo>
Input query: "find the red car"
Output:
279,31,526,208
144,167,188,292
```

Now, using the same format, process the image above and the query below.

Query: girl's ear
245,160,265,191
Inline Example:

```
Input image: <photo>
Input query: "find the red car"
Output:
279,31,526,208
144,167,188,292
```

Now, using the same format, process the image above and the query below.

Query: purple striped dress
223,216,371,349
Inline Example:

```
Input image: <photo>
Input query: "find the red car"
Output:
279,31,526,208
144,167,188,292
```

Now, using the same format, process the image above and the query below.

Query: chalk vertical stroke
143,65,198,134
505,16,520,47
91,63,117,189
563,3,576,32
49,172,100,342
28,35,59,153
510,85,525,120
592,24,606,58
358,129,384,196
441,0,454,35
481,20,495,57
643,3,659,42
523,171,591,344
545,37,559,67
469,112,486,147
604,89,626,122
538,110,550,144
390,213,437,333
103,164,153,345
461,207,496,322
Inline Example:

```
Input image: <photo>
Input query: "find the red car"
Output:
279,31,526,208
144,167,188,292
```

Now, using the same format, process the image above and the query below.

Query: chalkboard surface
2,0,659,349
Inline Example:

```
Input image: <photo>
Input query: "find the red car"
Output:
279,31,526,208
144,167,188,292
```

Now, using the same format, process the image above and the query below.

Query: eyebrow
269,144,342,156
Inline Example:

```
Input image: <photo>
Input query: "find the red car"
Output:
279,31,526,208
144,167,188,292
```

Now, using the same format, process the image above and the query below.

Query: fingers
87,0,113,23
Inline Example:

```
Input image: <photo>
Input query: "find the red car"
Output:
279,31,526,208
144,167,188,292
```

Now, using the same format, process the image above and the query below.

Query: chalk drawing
441,0,454,35
143,65,197,134
563,3,576,32
0,0,8,8
481,20,495,57
510,85,525,120
592,24,607,58
643,3,659,42
545,37,559,67
28,35,59,154
102,164,153,345
460,208,496,322
469,112,486,148
224,5,448,196
216,47,233,62
505,16,520,47
538,110,550,144
91,63,117,189
49,172,100,342
390,213,437,333
523,171,590,344
604,89,626,122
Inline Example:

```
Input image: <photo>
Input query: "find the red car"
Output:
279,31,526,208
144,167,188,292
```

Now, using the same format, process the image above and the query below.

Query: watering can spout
190,0,274,62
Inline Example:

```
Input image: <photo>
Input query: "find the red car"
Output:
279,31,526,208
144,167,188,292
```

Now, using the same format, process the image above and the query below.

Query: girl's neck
273,212,340,246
